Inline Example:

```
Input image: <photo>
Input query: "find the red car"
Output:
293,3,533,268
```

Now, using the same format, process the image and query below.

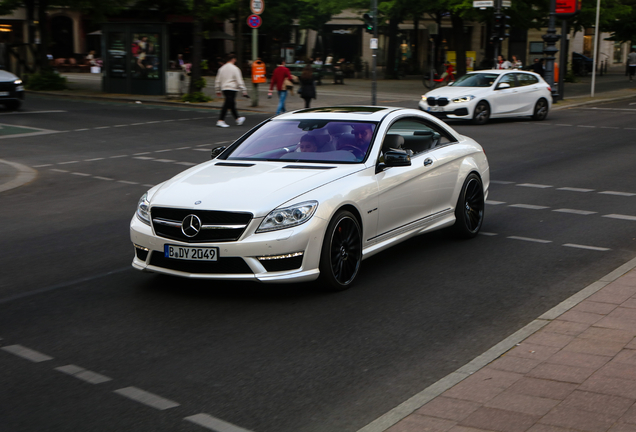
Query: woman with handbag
268,58,293,115
299,65,316,108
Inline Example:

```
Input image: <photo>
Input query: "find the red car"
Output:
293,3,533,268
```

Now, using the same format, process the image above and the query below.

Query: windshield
452,73,499,87
225,120,377,163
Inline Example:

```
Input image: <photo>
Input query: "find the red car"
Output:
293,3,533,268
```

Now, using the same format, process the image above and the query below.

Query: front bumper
418,100,471,119
130,213,327,283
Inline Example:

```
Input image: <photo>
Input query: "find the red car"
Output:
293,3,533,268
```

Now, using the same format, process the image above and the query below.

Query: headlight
421,95,427,100
136,193,151,225
13,79,22,85
257,201,318,233
452,95,475,103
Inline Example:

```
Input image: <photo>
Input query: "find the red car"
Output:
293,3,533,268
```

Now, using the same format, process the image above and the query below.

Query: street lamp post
542,0,561,100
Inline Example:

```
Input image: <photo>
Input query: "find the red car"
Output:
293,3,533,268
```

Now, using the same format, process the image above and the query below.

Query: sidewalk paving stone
537,405,620,432
415,397,482,422
483,392,560,416
525,362,596,384
559,390,635,417
544,350,612,370
458,406,539,432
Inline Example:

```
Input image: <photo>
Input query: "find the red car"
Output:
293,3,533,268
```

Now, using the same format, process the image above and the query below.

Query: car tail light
547,86,551,92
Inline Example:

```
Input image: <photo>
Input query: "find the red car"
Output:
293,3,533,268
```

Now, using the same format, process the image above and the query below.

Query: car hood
149,160,361,217
424,86,492,99
0,70,18,82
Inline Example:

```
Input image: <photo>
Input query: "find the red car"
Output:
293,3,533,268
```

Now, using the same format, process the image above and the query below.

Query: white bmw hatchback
419,70,552,125
130,106,489,290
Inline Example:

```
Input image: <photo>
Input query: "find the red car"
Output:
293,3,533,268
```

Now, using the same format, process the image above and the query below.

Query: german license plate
428,106,443,112
0,92,9,96
164,245,218,261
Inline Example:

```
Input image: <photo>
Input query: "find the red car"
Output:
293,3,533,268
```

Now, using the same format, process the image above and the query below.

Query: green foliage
564,69,579,83
193,78,207,90
181,92,212,103
25,70,68,91
201,59,208,71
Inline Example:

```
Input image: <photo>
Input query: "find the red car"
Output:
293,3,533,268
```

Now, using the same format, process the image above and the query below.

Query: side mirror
384,149,411,167
447,81,454,86
210,146,227,159
496,82,511,90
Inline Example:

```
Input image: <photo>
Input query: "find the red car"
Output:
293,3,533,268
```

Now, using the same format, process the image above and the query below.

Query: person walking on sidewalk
299,65,316,109
214,54,247,128
628,48,636,82
268,58,293,115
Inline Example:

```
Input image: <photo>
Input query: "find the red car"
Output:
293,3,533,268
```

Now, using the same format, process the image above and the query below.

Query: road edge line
0,159,37,193
356,254,636,432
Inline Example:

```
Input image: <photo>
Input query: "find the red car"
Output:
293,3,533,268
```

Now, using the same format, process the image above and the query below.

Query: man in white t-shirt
628,48,636,82
214,54,247,127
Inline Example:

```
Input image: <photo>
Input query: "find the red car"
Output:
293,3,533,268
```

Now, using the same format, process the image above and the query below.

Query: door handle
424,158,433,167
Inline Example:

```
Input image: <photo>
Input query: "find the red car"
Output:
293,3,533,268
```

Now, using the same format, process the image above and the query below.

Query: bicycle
423,63,455,89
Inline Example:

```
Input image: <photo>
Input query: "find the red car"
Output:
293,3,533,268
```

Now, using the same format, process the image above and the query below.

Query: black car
572,52,593,76
0,70,25,110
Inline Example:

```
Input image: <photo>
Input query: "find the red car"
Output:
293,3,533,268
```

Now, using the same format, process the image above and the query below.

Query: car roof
466,69,542,78
274,106,401,122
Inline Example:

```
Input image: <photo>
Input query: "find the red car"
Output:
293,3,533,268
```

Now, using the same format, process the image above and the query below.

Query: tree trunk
413,16,419,74
37,0,49,72
386,16,399,79
451,13,467,78
235,1,243,74
189,0,203,94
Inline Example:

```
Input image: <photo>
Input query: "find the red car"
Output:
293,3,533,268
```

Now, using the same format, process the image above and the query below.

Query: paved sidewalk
363,260,636,432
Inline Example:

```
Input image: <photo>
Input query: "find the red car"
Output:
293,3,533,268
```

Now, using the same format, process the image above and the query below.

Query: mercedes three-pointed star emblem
181,214,202,237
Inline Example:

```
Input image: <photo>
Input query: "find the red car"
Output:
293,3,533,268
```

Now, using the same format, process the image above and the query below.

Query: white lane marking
479,232,498,236
215,141,230,145
134,156,155,160
555,124,573,126
185,414,254,432
175,162,197,166
93,176,114,181
175,146,191,150
600,126,619,129
0,110,67,115
599,191,636,197
84,158,105,162
490,180,514,185
558,187,594,192
110,155,128,159
146,121,161,124
517,183,552,188
485,200,505,205
553,208,597,215
581,107,636,112
94,126,111,129
134,152,151,155
509,204,550,210
508,236,552,244
1,345,53,362
113,124,128,127
33,164,52,167
577,125,596,128
155,149,173,153
153,159,176,163
142,184,154,187
58,161,79,165
114,387,180,410
131,123,145,126
117,180,138,185
193,148,211,151
71,172,91,177
563,243,610,252
51,169,69,173
603,214,636,221
626,127,636,130
74,128,90,131
55,365,112,384
163,119,175,122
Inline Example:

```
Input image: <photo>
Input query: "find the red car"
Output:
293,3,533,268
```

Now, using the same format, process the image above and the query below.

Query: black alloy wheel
472,101,490,125
319,210,362,291
532,98,549,121
449,173,485,238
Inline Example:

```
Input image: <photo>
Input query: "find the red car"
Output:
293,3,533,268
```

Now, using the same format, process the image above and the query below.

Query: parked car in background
0,70,24,110
130,106,489,290
419,69,551,125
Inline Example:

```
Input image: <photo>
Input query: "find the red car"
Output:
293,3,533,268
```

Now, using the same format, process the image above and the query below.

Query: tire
472,101,490,125
448,173,484,239
532,98,549,121
318,210,362,291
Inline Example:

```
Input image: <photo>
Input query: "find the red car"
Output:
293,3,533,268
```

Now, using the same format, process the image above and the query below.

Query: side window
386,118,456,156
498,73,518,88
517,73,538,86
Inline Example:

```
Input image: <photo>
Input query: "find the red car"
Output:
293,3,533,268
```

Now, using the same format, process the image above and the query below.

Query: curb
0,159,38,193
26,90,273,114
552,92,636,110
357,254,636,432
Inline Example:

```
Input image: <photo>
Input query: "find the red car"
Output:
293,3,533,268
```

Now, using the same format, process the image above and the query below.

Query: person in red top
268,58,293,115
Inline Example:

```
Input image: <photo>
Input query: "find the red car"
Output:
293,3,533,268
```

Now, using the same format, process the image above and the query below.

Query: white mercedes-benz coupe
130,106,489,290
419,69,552,125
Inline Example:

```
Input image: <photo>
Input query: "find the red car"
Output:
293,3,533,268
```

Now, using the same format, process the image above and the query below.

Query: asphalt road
1,95,635,432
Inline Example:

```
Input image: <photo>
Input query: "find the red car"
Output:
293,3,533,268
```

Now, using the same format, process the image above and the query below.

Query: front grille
427,97,437,106
0,82,13,92
149,253,253,274
437,97,449,107
151,207,252,243
260,255,304,272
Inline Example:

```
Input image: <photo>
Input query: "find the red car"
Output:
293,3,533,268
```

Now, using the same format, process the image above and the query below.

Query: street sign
247,14,262,29
250,0,264,15
473,1,494,7
370,38,378,49
252,60,266,83
502,0,511,7
556,0,580,15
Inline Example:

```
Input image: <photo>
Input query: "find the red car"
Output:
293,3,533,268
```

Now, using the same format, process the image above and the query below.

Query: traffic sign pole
248,0,263,106
252,28,258,106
